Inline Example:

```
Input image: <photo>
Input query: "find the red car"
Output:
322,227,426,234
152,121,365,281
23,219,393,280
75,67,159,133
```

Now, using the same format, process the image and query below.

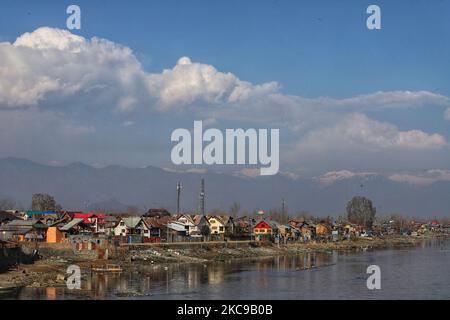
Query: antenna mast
199,178,205,215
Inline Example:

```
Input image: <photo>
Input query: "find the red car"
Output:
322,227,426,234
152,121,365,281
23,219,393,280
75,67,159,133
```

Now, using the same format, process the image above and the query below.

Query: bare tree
346,196,376,228
0,198,16,210
200,224,211,240
268,208,289,224
389,213,410,232
31,193,61,211
229,202,241,218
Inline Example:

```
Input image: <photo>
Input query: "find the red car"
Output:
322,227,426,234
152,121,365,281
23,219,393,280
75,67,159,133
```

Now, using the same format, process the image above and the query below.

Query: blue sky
1,0,450,181
2,0,450,98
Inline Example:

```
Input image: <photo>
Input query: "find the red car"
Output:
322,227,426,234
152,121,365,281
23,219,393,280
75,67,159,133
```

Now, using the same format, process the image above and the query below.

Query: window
210,220,216,223
120,221,125,226
219,227,224,231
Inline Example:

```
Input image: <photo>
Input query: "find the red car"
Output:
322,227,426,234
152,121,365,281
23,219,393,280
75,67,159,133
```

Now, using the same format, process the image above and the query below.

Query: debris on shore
0,234,444,290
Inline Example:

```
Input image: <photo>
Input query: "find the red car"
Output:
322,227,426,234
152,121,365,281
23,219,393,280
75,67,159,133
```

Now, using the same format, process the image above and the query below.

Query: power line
176,181,182,214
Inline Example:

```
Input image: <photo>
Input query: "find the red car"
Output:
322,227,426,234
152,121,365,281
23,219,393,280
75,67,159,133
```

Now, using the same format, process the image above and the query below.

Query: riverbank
0,234,447,291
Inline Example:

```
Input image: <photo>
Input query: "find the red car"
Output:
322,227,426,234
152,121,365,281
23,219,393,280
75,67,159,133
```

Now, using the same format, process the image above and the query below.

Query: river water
4,238,450,300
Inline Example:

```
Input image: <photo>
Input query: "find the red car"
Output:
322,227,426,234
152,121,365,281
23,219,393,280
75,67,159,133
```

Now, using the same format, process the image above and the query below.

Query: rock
56,274,65,282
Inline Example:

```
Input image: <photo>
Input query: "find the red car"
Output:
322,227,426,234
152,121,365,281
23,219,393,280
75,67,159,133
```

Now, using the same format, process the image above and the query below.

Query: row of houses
1,209,448,245
0,210,243,244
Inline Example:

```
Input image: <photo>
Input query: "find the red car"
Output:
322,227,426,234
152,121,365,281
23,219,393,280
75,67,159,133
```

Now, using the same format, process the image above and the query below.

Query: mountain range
0,157,449,218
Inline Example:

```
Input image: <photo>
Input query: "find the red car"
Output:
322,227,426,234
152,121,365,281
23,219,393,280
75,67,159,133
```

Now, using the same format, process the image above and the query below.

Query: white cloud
445,108,450,120
315,90,450,111
14,27,85,51
315,170,377,186
296,113,447,152
0,27,149,111
388,169,450,186
122,120,134,127
2,27,448,119
1,27,450,173
235,168,261,178
147,56,278,110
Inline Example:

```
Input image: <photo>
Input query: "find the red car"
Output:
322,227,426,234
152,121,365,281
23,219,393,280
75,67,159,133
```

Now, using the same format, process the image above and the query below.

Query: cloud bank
1,27,449,174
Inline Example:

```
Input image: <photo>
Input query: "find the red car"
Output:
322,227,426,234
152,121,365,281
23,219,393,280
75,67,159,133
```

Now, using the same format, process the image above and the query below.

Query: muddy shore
0,234,446,291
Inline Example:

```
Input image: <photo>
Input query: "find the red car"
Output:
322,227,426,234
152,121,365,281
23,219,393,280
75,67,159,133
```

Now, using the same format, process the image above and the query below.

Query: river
4,238,450,299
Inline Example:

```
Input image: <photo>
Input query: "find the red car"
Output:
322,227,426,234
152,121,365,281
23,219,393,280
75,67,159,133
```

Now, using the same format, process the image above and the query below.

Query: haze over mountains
0,157,449,218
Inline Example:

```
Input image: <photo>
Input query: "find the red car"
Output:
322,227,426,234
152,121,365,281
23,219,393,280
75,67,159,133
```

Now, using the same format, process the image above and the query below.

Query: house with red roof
70,212,106,233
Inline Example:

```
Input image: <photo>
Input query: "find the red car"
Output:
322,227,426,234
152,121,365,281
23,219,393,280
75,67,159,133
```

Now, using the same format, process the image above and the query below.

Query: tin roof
167,222,188,232
60,218,85,231
122,217,144,228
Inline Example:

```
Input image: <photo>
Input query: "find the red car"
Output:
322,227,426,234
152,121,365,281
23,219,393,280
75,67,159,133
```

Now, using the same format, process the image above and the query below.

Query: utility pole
282,198,286,220
199,178,205,215
176,181,182,214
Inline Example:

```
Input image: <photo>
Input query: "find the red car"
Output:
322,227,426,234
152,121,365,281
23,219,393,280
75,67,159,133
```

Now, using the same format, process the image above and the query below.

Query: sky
1,0,450,183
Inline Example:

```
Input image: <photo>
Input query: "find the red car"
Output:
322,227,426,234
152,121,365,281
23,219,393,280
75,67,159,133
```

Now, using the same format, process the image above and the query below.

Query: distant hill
0,157,449,218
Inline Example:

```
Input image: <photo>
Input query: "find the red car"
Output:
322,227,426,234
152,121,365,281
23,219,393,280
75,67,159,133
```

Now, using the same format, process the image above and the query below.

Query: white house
113,217,150,238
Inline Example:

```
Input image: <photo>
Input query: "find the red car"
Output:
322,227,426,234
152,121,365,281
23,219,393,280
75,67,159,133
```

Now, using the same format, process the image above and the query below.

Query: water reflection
8,238,450,300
